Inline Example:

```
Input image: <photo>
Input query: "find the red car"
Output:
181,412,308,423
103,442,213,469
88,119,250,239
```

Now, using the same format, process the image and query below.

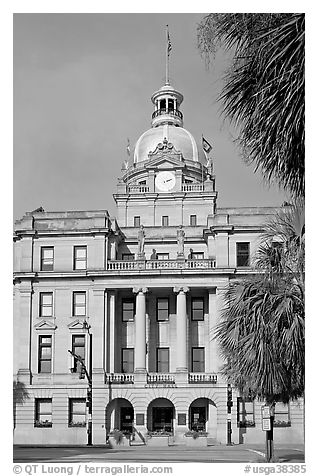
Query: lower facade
13,375,304,446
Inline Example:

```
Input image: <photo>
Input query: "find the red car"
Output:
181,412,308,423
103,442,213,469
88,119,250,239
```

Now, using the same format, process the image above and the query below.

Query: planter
108,435,130,447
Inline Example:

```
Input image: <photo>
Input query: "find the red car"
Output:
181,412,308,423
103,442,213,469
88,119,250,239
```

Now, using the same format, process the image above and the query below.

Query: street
13,444,304,463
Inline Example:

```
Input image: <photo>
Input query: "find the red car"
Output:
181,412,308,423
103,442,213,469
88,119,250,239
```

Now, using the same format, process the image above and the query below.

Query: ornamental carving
148,137,183,161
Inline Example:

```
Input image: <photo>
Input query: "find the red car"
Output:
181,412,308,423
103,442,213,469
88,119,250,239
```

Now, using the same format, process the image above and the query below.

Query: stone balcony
188,373,218,384
105,373,134,384
104,372,218,385
107,259,216,271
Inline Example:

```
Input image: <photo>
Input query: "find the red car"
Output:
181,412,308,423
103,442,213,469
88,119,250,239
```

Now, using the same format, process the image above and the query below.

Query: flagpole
166,25,169,85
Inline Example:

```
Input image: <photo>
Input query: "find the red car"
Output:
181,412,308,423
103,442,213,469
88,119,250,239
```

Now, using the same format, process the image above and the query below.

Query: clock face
155,171,176,191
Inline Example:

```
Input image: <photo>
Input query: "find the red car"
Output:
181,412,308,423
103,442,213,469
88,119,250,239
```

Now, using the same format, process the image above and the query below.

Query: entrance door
152,407,173,433
190,406,206,431
120,407,134,434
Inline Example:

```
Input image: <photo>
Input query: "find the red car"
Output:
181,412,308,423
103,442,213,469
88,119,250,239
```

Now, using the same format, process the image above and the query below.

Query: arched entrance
106,398,134,435
147,398,175,434
189,398,217,436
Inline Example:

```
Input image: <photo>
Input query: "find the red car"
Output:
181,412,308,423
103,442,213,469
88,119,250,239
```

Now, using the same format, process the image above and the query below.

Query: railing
105,373,134,384
152,109,183,120
186,260,216,269
128,185,150,193
182,184,204,192
107,259,216,271
188,373,218,384
147,373,175,384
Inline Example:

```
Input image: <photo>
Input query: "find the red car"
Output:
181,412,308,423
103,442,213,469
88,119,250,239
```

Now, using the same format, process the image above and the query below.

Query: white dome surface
134,124,204,163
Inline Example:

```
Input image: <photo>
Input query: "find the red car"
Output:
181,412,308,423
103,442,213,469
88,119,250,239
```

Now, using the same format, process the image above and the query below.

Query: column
208,288,217,373
92,288,105,382
17,282,33,383
173,286,189,372
108,291,116,373
133,287,148,373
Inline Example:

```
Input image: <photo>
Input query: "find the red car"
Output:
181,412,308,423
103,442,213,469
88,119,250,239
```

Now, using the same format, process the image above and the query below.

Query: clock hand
164,179,173,183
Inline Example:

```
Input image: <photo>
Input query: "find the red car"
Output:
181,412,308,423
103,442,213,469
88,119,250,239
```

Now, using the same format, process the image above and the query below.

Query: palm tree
197,14,305,198
215,200,304,459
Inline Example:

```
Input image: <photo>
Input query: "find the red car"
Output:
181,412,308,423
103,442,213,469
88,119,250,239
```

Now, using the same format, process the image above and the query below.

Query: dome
133,124,205,163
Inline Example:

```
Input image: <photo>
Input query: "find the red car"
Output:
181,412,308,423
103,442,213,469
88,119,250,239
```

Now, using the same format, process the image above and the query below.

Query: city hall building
13,76,304,446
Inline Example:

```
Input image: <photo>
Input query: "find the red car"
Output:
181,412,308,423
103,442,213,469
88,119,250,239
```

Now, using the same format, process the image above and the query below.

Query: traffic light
79,363,86,379
86,389,92,408
227,385,233,409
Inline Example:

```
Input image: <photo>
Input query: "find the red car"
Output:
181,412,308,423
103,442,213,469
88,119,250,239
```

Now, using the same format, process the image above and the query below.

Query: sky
13,12,288,221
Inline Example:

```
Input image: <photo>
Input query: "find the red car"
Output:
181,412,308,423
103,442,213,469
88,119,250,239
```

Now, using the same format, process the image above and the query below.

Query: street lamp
68,319,93,446
83,320,93,446
227,383,233,446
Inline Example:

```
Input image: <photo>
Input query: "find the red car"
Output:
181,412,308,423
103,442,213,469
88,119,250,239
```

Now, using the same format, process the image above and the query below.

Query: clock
155,171,176,191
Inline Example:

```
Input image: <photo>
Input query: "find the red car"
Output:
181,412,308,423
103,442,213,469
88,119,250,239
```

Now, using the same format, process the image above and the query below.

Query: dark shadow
13,380,30,429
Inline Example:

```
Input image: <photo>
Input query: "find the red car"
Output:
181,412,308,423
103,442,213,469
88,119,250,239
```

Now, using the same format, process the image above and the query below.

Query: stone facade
13,79,304,446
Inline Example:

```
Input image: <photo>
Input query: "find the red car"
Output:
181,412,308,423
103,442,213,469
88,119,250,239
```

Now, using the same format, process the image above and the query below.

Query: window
139,180,146,185
72,335,85,372
122,299,135,321
157,298,169,321
122,253,134,261
156,348,169,373
274,402,290,427
69,398,86,427
162,216,169,226
38,335,52,373
73,292,86,316
35,398,52,428
134,216,141,228
190,215,197,226
191,347,205,372
236,242,250,267
191,297,204,321
74,246,87,270
237,397,255,427
40,247,54,271
191,252,204,260
39,292,53,317
121,348,134,373
157,253,169,260
159,99,165,110
190,406,206,432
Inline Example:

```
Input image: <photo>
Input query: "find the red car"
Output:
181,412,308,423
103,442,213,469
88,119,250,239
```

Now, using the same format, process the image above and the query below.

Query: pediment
67,319,87,330
34,319,57,331
145,155,185,170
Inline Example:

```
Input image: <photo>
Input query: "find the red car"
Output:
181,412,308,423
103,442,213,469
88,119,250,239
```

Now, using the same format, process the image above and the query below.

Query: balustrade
151,109,183,120
188,373,218,384
147,373,175,384
105,373,134,384
128,185,150,193
104,372,217,385
107,259,216,271
182,184,204,192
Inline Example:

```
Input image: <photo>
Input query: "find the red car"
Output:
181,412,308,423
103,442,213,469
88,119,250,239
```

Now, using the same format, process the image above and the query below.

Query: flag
167,26,172,56
202,136,212,154
126,138,130,157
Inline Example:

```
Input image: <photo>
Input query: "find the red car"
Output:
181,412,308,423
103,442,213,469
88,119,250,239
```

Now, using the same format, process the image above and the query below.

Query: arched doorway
147,398,175,434
106,398,134,435
189,398,217,436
